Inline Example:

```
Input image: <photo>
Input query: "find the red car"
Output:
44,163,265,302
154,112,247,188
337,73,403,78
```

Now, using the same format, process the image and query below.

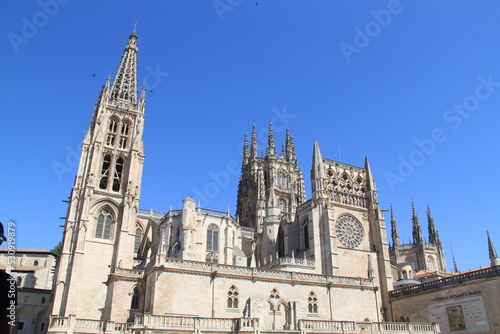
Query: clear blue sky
1,1,500,273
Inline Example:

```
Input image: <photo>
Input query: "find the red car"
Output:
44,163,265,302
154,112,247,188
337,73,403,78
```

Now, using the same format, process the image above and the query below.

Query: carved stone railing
113,267,144,278
157,258,374,289
390,265,500,298
298,320,439,333
322,159,363,172
240,226,256,233
137,208,167,218
48,315,130,333
131,314,259,332
262,256,315,270
197,207,234,219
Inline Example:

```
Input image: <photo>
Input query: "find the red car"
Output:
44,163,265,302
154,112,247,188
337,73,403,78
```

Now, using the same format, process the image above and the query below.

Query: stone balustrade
49,314,438,334
390,265,500,298
48,315,129,333
132,314,259,333
155,258,374,288
298,319,439,333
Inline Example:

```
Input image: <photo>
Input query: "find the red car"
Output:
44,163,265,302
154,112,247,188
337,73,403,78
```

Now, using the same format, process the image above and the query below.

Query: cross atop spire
111,31,139,104
411,203,423,245
487,231,500,266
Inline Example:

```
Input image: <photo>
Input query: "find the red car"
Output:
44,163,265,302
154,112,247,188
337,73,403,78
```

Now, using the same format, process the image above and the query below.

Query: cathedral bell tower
51,31,146,320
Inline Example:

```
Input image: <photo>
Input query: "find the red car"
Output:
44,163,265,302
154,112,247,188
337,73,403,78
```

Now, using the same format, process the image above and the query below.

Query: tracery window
95,208,114,240
279,200,287,213
134,225,143,255
206,224,219,251
227,285,239,309
119,121,130,149
270,288,280,299
427,256,435,270
277,173,287,188
106,118,118,147
99,154,111,189
308,292,318,313
112,157,124,191
206,224,219,263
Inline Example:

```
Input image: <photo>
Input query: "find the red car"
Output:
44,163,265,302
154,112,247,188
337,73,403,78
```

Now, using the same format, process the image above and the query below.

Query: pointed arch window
303,220,310,250
131,288,140,310
112,157,124,192
206,224,219,251
277,225,285,258
106,118,118,147
308,292,318,314
99,154,111,189
33,260,39,266
206,224,219,263
134,225,143,255
427,256,435,270
227,285,239,309
95,208,114,240
277,173,287,188
119,121,130,149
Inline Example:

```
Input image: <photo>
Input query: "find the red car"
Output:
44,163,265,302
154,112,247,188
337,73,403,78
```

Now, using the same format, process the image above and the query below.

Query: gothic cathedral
48,32,439,334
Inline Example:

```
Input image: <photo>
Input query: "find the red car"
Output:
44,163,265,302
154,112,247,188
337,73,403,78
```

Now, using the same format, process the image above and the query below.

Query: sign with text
428,295,489,333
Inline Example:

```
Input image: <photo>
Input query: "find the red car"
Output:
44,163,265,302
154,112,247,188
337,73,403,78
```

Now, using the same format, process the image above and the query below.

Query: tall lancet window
95,208,114,240
134,225,143,255
277,173,287,188
119,121,130,149
106,118,118,147
99,154,111,189
303,219,310,250
112,157,124,191
206,224,219,263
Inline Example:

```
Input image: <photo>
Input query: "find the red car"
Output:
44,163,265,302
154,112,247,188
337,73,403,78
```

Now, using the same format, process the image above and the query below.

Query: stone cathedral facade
47,33,440,334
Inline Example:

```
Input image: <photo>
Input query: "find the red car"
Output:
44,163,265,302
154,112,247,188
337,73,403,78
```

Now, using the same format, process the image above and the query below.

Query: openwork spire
427,206,441,246
242,132,249,166
487,231,500,266
285,127,296,163
411,203,423,245
390,205,400,246
250,124,258,158
266,121,276,157
111,31,139,103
